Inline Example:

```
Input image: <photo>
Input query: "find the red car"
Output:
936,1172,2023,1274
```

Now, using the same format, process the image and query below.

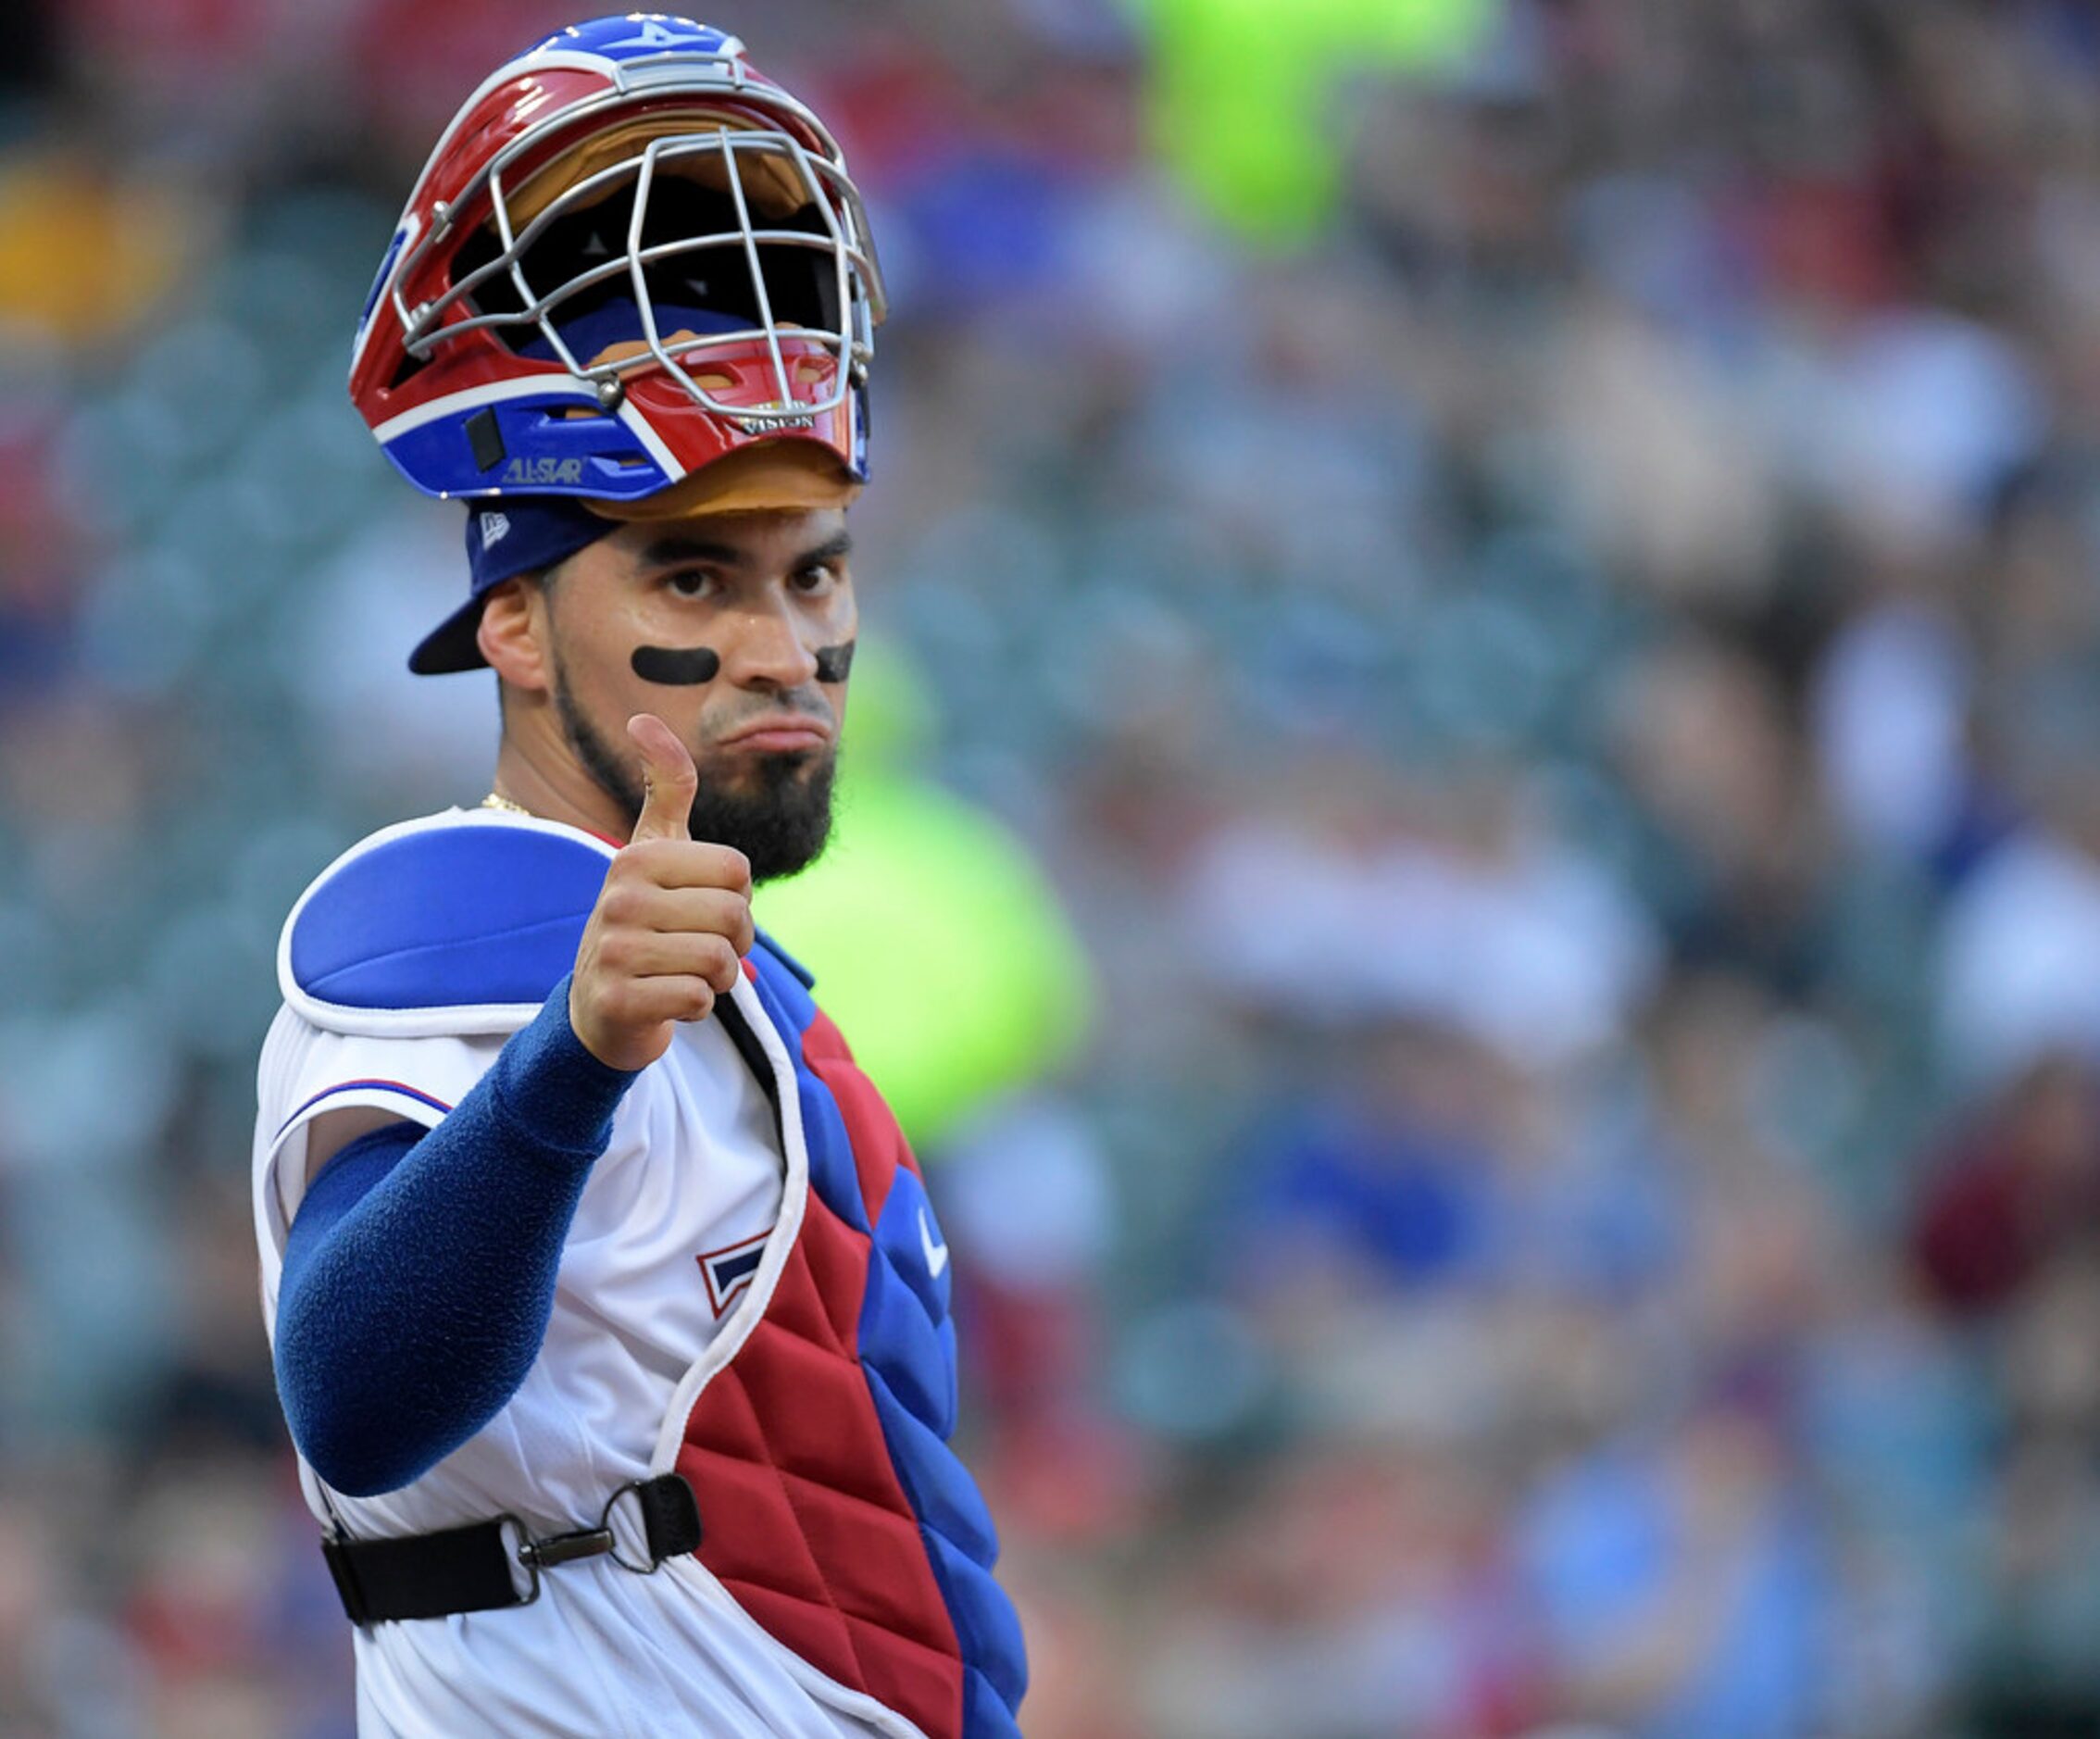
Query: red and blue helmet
348,15,885,508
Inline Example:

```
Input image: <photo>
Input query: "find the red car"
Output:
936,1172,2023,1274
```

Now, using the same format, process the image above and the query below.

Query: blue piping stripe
274,1078,454,1140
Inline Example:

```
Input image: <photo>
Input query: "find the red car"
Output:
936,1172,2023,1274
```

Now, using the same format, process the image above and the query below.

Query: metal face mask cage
393,72,886,434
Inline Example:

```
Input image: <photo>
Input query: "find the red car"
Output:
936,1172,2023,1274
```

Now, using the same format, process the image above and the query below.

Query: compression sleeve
274,975,638,1497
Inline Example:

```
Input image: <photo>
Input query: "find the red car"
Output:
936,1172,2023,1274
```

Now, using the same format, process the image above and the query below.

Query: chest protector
282,810,1027,1739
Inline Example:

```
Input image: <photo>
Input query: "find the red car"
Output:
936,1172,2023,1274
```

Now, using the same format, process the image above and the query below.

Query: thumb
626,713,697,844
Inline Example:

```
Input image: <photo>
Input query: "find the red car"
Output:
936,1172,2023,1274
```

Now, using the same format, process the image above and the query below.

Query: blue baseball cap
407,442,863,675
409,496,613,674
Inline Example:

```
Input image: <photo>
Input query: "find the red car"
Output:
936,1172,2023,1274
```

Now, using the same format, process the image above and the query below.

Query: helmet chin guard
349,16,886,505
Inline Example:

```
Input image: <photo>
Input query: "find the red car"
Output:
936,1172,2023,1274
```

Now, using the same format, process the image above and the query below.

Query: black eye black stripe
631,644,720,684
628,639,855,686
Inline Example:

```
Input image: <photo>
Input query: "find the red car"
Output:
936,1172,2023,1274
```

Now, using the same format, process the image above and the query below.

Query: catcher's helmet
348,14,885,507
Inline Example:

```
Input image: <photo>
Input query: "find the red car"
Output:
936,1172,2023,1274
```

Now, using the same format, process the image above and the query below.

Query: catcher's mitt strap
323,1473,703,1626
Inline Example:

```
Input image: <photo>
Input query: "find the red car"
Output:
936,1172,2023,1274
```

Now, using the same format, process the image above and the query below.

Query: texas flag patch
698,1229,772,1319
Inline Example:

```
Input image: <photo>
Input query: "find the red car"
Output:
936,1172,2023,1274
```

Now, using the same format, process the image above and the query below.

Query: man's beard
552,669,837,882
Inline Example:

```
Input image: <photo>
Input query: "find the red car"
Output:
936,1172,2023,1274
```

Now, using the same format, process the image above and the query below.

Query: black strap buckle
322,1472,703,1626
517,1522,614,1571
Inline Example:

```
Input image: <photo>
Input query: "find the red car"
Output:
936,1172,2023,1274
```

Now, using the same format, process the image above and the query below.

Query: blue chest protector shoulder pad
281,812,615,1038
751,927,816,991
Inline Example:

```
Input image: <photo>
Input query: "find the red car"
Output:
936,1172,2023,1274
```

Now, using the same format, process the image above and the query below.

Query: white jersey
251,811,908,1739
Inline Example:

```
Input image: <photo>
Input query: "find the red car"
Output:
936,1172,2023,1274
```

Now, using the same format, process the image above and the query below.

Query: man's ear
477,577,551,694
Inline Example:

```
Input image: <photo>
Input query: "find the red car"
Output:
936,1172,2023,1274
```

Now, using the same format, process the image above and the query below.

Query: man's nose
719,598,821,690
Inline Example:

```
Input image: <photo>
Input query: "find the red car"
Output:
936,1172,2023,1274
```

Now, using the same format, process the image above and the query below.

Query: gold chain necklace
481,791,532,816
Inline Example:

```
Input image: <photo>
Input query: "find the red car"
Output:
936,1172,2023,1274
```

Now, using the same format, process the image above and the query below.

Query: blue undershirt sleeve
274,974,638,1497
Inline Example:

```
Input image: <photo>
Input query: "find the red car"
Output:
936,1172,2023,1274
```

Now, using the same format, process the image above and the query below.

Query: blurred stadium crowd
8,0,2100,1733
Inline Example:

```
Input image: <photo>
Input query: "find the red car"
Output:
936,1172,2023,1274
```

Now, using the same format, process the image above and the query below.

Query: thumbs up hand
568,715,756,1072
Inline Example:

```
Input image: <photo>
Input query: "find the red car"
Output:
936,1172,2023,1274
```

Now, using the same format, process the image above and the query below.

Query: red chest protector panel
674,942,1025,1739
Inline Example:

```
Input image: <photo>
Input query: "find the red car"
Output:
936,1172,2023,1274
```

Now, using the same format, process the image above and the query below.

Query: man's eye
793,564,836,593
667,570,713,598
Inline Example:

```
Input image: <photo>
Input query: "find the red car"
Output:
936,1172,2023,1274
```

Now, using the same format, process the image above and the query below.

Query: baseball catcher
248,16,1026,1735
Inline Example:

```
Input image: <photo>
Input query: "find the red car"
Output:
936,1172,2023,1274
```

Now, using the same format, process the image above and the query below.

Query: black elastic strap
323,1517,521,1626
322,1472,703,1626
628,1470,705,1564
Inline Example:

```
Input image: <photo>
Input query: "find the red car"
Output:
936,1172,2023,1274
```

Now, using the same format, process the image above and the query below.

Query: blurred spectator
1938,682,2100,1087
1515,1391,1825,1739
1911,1054,2100,1317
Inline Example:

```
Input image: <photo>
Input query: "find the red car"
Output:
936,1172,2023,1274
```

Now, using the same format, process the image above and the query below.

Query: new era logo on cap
480,511,510,549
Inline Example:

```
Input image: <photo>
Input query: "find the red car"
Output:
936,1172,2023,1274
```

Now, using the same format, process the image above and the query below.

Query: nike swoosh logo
919,1206,950,1279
